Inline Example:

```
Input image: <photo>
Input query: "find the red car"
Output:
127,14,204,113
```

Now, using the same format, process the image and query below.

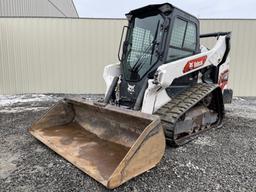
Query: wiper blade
130,43,154,72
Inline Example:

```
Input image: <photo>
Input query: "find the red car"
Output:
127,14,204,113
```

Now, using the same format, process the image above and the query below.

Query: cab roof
126,3,197,20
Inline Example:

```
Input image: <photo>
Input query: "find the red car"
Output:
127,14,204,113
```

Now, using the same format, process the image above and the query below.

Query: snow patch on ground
193,136,216,146
186,161,206,173
0,94,61,113
173,161,206,177
225,97,256,119
0,107,49,113
0,94,59,107
0,152,20,179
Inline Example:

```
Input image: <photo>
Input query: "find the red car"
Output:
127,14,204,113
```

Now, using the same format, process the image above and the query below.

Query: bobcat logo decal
127,84,135,94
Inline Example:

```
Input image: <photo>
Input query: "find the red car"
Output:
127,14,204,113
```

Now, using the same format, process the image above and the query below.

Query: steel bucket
29,98,165,189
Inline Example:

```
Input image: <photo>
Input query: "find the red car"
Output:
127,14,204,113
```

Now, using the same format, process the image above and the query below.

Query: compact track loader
30,3,232,189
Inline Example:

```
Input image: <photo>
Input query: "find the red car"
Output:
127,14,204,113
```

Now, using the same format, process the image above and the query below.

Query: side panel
218,58,230,91
141,35,228,114
103,63,121,95
218,58,233,103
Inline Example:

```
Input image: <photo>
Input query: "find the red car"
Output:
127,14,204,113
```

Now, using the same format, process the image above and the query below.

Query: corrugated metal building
0,18,255,96
0,0,78,17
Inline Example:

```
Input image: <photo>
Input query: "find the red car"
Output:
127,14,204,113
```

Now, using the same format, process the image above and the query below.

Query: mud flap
29,98,165,189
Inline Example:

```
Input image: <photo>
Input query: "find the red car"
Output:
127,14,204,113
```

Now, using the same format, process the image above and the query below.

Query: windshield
122,14,164,81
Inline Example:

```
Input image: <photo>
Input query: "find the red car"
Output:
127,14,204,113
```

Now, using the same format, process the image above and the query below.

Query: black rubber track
154,83,224,146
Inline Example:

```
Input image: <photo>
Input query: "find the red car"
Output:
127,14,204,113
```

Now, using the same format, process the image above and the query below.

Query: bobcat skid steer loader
30,3,232,189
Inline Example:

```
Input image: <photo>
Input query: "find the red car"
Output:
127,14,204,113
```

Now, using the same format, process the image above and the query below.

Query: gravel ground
0,94,256,192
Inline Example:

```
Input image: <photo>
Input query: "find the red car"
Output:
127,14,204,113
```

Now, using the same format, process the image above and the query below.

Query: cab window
167,18,197,62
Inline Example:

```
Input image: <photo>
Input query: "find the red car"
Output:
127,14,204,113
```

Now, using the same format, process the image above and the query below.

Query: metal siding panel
0,18,126,94
49,0,78,17
0,18,255,96
0,0,72,17
200,19,256,96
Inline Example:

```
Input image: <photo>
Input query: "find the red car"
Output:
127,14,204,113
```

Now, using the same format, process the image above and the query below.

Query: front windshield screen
122,14,164,81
